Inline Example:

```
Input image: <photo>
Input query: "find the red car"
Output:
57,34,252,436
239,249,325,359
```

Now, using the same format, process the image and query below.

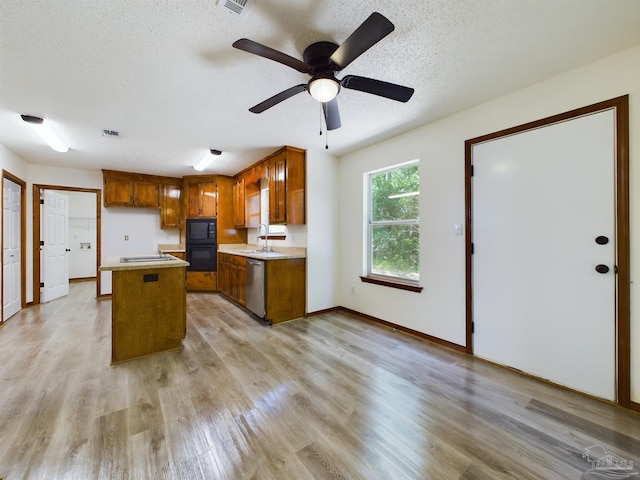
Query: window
364,161,420,289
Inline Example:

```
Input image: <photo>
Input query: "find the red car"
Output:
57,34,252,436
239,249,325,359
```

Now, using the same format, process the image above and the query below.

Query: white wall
306,149,339,313
337,44,640,400
100,207,179,294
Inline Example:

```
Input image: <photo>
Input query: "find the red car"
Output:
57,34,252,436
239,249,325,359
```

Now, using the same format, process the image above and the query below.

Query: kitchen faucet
257,223,269,252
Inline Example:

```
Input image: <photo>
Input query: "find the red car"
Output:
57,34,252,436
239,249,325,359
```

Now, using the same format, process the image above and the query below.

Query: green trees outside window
368,162,419,282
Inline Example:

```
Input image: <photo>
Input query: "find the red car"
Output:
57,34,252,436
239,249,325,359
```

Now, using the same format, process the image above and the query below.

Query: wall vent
222,0,251,15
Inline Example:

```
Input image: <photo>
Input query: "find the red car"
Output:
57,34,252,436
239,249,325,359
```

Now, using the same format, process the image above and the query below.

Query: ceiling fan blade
248,84,307,113
341,75,414,102
329,12,394,70
233,38,311,73
322,98,341,130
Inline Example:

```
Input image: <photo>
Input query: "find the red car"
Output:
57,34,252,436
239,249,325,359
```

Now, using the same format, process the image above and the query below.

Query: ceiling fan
232,12,414,131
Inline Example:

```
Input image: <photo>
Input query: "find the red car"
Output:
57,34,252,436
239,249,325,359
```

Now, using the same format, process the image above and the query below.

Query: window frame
362,160,422,292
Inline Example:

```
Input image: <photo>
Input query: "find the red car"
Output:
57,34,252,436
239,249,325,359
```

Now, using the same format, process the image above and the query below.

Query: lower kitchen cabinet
218,252,305,323
265,258,305,324
218,253,246,305
186,271,216,291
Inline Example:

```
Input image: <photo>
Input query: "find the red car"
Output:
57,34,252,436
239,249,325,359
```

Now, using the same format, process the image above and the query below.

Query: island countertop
99,254,189,272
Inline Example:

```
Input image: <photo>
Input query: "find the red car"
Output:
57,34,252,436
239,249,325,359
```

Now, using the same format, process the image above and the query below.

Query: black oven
186,218,217,244
186,245,217,272
186,218,217,272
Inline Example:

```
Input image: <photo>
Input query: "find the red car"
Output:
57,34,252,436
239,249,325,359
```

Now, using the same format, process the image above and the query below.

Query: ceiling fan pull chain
319,105,323,136
325,128,329,150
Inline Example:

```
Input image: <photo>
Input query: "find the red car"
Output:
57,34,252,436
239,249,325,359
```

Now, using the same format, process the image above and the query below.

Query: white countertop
157,244,185,253
218,244,306,260
99,254,189,271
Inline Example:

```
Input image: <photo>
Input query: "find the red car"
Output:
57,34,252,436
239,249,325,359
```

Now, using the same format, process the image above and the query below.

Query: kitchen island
100,254,189,364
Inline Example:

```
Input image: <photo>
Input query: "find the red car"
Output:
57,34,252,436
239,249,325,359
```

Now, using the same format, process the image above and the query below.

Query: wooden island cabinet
99,255,188,364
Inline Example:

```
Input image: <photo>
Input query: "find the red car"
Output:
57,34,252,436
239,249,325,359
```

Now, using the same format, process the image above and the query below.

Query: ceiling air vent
221,0,251,15
102,129,119,137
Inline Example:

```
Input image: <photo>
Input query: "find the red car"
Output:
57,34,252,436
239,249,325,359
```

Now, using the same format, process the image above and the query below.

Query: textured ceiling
0,0,639,177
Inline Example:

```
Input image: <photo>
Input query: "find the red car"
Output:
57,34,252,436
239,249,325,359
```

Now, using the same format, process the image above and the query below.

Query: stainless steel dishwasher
246,258,266,318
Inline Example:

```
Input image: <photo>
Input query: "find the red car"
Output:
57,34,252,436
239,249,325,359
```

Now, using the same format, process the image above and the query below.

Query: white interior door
472,109,616,401
3,178,21,320
42,190,69,303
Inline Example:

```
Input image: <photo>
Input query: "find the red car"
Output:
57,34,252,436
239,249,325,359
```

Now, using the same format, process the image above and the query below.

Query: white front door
472,109,616,401
42,190,69,303
3,178,22,320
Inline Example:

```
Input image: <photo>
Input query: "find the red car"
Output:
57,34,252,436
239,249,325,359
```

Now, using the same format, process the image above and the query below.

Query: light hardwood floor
0,281,638,479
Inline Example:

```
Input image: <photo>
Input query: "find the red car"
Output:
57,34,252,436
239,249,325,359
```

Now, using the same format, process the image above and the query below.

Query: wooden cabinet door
233,178,246,227
161,184,181,229
285,148,305,224
186,183,202,218
185,181,217,218
104,177,133,206
269,157,286,224
229,264,238,300
200,182,217,217
245,180,261,228
134,181,160,207
218,256,230,296
237,265,246,306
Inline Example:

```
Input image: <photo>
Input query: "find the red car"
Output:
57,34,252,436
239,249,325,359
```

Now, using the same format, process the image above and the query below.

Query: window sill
359,276,423,293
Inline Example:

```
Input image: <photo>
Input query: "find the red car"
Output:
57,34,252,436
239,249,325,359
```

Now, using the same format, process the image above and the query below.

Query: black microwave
186,218,217,245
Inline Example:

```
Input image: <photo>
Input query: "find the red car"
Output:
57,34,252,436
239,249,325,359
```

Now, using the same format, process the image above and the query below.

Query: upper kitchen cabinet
267,151,286,224
184,176,217,218
102,169,163,208
161,182,182,229
233,177,246,227
102,170,183,229
265,146,305,225
232,163,265,228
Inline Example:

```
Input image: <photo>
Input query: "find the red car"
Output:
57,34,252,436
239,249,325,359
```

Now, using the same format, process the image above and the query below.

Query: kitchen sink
234,250,286,257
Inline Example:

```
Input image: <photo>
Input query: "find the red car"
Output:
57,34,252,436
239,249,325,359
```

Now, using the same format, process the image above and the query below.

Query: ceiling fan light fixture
20,114,69,153
193,148,222,172
308,76,340,103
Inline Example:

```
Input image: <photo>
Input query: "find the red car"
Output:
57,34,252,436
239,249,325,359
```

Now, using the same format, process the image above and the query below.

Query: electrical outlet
350,286,356,295
124,235,129,241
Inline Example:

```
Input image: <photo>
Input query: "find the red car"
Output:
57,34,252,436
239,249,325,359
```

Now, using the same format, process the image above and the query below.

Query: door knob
595,264,609,274
595,236,609,245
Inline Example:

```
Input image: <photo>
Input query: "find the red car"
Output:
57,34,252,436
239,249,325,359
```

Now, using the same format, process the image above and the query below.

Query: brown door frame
465,95,632,410
1,171,27,323
32,185,102,304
